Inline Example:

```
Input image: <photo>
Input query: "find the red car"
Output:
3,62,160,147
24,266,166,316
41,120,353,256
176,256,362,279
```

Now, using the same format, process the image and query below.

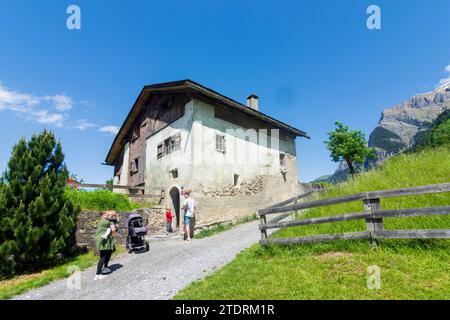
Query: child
94,210,117,280
166,208,173,234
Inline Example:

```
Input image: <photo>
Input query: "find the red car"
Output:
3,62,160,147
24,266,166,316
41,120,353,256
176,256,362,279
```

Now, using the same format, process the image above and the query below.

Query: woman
94,210,117,280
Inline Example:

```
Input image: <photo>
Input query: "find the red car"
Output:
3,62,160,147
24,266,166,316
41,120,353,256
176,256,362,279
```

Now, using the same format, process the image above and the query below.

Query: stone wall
191,175,307,226
76,207,166,251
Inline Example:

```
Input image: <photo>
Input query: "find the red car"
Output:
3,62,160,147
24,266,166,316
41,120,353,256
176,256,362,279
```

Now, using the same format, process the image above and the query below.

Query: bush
0,131,80,278
65,188,143,211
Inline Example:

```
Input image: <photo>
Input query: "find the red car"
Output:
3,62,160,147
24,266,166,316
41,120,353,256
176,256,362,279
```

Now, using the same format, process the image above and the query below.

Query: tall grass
65,188,145,211
275,146,450,242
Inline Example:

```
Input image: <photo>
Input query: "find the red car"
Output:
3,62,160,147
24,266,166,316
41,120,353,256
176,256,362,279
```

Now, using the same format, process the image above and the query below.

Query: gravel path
14,220,264,300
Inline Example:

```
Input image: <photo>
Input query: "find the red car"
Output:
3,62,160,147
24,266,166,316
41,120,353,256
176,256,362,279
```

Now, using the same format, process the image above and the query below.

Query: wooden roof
104,80,309,165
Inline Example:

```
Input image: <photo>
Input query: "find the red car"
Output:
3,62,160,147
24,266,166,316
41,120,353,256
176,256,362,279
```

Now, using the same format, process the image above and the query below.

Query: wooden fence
67,182,164,201
258,183,450,246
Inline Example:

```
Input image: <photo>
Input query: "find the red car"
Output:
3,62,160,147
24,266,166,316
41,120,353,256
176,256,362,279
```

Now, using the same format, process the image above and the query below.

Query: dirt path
14,220,264,300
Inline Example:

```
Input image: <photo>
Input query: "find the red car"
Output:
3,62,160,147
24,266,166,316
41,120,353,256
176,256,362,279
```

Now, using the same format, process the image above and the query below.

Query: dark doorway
169,187,180,228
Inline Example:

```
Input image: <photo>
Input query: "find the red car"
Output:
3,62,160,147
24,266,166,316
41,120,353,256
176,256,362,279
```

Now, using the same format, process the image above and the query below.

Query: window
170,169,178,179
165,138,172,154
157,132,181,159
157,143,163,159
279,153,286,167
216,134,226,152
130,158,139,174
130,126,140,142
233,174,239,186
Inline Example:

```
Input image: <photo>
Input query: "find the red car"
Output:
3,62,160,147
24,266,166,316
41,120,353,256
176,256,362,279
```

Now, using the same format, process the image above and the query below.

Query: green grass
0,246,125,300
195,214,259,239
175,242,450,300
65,188,158,211
175,147,450,299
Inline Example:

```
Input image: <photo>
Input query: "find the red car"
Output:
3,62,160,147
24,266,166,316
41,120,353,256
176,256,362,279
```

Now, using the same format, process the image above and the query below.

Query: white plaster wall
143,98,299,202
190,99,298,190
113,142,129,193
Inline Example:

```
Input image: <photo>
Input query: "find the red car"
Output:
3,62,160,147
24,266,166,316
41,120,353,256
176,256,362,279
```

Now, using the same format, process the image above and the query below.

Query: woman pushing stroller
94,210,118,280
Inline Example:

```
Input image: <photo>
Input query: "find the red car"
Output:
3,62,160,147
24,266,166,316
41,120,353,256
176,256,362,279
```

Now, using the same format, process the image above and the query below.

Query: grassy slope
175,147,450,299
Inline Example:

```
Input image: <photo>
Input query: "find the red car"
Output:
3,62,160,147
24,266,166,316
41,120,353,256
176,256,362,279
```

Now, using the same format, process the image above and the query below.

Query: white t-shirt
183,197,195,217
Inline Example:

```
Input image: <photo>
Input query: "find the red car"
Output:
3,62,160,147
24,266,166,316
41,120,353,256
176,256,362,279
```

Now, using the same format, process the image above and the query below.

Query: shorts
184,215,191,225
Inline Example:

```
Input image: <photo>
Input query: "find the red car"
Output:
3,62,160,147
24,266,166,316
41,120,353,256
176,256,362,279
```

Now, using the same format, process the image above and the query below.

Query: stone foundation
190,175,308,226
76,207,166,251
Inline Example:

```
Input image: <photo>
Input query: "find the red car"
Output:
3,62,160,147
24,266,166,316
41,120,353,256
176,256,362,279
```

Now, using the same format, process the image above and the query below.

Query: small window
171,169,178,179
160,101,169,114
157,143,163,159
279,153,286,166
216,134,226,152
164,138,172,154
157,132,181,159
130,126,140,142
130,158,139,174
233,174,239,186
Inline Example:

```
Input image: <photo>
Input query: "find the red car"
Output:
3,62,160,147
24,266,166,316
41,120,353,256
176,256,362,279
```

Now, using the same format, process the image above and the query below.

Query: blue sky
1,0,450,183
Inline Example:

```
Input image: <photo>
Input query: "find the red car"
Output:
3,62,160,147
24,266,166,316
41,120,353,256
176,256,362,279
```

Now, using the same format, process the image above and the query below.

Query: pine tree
0,130,80,277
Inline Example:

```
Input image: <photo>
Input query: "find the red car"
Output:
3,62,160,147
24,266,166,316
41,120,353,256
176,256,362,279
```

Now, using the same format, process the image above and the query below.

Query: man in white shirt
182,189,195,242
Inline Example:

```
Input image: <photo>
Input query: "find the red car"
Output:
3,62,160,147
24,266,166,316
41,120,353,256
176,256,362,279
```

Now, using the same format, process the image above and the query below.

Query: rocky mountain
326,83,450,183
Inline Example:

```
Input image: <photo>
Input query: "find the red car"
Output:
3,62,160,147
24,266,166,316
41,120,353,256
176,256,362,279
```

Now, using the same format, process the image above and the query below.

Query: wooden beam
69,183,146,191
261,211,370,230
259,193,365,215
365,183,450,200
374,229,450,239
259,183,450,216
261,231,370,245
373,206,450,219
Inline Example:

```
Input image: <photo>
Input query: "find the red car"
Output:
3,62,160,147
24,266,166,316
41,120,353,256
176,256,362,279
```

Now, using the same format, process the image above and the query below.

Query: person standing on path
94,210,117,280
182,190,195,242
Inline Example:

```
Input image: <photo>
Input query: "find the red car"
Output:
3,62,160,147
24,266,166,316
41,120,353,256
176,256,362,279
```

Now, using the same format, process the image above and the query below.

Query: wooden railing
67,182,165,200
258,183,450,246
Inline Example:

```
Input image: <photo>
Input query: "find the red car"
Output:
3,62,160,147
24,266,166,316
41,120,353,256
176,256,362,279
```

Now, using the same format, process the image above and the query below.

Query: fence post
363,196,383,247
294,197,298,219
258,210,268,243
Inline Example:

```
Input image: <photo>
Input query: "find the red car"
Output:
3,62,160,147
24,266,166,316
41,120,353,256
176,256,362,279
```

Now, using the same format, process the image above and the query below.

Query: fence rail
67,182,165,200
258,183,450,246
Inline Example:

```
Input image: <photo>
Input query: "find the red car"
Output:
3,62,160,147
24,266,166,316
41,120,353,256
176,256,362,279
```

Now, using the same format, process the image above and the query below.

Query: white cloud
45,94,73,111
437,64,450,88
32,110,66,126
75,119,97,130
0,81,115,135
0,82,69,126
99,125,120,135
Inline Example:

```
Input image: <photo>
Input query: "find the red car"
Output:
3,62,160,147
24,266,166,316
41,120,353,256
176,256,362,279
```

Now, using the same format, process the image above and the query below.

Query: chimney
246,94,259,111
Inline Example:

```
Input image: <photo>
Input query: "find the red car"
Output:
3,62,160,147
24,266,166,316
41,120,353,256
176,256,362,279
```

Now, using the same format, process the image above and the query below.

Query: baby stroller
126,213,150,253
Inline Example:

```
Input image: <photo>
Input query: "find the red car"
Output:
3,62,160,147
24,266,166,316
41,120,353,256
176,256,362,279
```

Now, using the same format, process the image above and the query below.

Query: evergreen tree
0,130,80,277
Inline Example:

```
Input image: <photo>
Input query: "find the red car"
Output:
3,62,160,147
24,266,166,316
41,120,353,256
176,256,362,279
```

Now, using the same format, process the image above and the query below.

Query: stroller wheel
145,242,149,252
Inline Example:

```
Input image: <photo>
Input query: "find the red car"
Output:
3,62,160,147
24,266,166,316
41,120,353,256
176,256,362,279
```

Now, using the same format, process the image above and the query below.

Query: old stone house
104,80,309,228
